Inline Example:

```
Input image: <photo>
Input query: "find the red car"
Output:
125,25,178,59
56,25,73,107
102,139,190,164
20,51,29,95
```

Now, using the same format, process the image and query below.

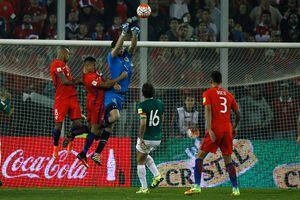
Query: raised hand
121,23,130,36
131,26,140,36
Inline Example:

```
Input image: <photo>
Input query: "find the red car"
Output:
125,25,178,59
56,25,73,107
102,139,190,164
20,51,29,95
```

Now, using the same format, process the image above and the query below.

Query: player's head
58,46,71,62
142,83,155,98
210,71,222,86
83,56,97,72
111,40,126,56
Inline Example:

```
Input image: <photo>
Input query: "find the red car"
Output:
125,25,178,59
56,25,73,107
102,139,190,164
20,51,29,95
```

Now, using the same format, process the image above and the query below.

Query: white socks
145,155,159,177
137,165,147,189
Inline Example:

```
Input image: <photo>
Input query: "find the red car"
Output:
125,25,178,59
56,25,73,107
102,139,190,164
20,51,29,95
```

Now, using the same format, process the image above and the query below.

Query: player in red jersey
50,47,89,159
185,71,241,196
74,56,128,168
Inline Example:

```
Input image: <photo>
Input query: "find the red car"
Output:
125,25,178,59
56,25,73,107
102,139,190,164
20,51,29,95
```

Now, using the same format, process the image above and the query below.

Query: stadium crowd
0,0,299,42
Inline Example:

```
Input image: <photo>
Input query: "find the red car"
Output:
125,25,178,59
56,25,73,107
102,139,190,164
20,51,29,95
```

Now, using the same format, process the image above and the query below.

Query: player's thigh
91,104,105,125
200,131,218,154
69,96,82,121
219,130,233,156
136,138,161,155
53,100,68,123
136,151,148,165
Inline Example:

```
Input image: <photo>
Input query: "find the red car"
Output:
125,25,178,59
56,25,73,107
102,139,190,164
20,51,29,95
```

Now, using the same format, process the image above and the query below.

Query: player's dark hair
84,56,96,63
210,71,222,84
142,83,155,98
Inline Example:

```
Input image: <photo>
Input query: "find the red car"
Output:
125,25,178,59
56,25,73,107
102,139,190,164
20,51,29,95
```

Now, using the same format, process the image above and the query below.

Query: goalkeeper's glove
121,23,129,36
131,26,140,37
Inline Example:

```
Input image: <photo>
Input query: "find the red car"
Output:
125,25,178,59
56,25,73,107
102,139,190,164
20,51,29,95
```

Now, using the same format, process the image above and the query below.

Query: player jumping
90,23,140,164
136,83,164,194
184,71,241,196
50,47,89,159
75,56,128,167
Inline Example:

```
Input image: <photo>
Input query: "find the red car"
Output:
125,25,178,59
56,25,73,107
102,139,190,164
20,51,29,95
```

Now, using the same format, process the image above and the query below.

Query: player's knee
109,110,120,123
54,123,63,131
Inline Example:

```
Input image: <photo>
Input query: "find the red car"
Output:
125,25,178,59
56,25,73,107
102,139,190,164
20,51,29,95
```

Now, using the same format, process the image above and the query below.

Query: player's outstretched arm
128,26,140,55
98,72,128,89
111,23,129,58
139,113,147,145
205,105,216,142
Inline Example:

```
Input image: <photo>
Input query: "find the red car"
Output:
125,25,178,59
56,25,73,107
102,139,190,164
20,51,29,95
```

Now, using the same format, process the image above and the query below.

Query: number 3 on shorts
220,97,227,113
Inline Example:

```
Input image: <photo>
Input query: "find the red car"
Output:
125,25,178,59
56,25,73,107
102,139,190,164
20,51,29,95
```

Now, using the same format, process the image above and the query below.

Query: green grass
0,187,299,200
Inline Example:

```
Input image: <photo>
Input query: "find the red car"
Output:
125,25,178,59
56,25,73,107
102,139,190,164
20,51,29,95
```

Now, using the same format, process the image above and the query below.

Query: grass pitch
0,187,299,200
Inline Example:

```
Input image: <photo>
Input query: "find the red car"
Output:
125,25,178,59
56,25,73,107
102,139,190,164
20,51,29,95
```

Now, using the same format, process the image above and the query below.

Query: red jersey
83,71,104,105
24,5,47,34
202,86,238,128
50,59,77,100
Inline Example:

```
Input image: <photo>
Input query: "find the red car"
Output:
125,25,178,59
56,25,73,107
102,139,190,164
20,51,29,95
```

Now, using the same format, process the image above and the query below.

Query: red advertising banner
0,136,131,187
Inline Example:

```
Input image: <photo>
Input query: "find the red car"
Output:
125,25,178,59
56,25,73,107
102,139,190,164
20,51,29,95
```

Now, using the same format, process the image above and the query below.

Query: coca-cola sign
0,136,131,187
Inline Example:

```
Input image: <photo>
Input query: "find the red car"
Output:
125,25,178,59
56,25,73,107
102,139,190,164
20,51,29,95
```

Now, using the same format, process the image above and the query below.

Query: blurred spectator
148,0,169,40
0,16,8,38
107,16,122,41
229,18,245,42
254,10,273,42
91,22,110,40
176,23,189,41
77,23,91,40
78,1,98,32
188,0,205,19
14,14,38,39
166,18,179,41
270,29,282,42
233,3,254,34
250,0,282,27
272,83,299,132
43,14,57,39
170,0,189,20
281,10,300,42
205,0,221,34
115,0,127,22
24,0,47,35
195,20,216,41
182,12,194,38
201,9,218,39
0,0,16,33
65,11,79,40
9,0,22,19
90,0,105,16
238,85,274,138
174,93,200,138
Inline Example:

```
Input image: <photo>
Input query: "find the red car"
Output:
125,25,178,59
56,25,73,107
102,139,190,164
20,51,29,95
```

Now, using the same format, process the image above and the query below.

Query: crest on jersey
124,57,129,62
92,81,98,86
56,67,62,72
203,97,206,103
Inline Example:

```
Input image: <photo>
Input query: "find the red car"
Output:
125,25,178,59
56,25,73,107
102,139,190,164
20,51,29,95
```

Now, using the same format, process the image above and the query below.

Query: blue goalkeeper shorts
104,91,125,114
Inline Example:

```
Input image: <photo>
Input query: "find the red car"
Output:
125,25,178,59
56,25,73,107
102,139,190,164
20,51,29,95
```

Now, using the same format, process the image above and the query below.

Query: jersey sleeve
202,91,211,106
53,61,64,74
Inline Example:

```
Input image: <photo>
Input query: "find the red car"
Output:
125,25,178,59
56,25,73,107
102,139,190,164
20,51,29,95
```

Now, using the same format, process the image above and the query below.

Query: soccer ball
137,3,151,18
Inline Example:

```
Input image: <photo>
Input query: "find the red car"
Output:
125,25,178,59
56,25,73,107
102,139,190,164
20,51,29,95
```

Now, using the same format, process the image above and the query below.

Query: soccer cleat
77,152,89,168
232,187,240,196
91,153,102,166
66,141,73,154
150,174,164,188
62,132,73,148
52,146,59,159
184,185,201,195
136,188,150,194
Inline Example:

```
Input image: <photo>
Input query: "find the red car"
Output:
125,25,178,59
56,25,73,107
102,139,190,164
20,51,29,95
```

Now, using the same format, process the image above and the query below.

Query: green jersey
137,98,164,141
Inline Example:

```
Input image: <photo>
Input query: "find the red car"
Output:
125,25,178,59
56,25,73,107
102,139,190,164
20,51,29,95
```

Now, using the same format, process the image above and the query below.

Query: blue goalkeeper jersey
107,52,133,93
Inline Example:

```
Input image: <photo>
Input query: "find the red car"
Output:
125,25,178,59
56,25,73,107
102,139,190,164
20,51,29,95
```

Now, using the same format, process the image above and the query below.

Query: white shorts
136,138,161,154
